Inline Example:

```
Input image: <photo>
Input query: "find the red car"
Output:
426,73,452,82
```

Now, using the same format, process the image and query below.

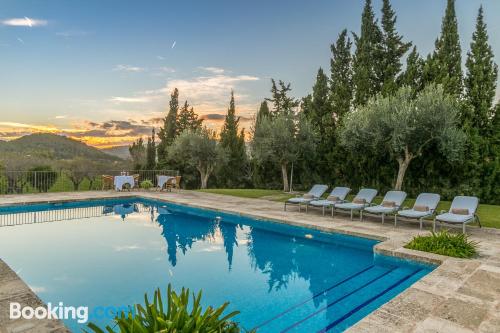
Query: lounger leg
381,214,385,224
394,215,397,227
306,204,308,213
433,218,436,232
419,218,423,230
331,206,334,217
298,204,301,212
350,210,353,221
322,206,325,216
360,210,363,221
463,223,466,234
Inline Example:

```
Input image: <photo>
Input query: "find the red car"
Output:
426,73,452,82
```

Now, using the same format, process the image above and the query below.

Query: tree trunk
199,164,212,189
395,147,413,190
281,162,289,192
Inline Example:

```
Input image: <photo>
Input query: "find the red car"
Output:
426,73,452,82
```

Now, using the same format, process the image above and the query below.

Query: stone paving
0,190,499,332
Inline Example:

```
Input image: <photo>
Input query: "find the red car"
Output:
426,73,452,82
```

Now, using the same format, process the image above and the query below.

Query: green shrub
405,230,478,258
86,284,250,333
140,180,154,190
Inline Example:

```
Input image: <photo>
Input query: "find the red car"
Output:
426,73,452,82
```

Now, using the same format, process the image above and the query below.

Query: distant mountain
0,134,122,162
100,145,130,160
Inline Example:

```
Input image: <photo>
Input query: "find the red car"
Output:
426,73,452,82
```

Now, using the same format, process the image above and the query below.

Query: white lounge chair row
285,185,481,233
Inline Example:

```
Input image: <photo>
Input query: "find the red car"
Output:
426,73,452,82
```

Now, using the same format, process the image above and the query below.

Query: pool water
0,198,434,332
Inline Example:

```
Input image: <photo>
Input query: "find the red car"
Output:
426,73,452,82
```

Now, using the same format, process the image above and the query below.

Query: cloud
16,37,25,44
2,17,47,27
200,113,225,120
114,244,143,252
164,74,259,103
113,64,145,72
55,115,68,119
199,66,225,74
171,41,176,49
110,96,154,103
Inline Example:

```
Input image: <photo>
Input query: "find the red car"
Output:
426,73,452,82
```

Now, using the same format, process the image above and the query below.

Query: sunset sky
1,0,499,148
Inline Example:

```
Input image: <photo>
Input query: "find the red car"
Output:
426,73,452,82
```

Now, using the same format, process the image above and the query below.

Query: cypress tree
330,29,353,120
352,0,383,106
465,5,498,133
428,0,463,97
398,46,425,96
302,68,333,180
266,79,299,116
145,128,156,170
219,91,248,188
256,100,270,124
177,100,203,134
157,88,179,163
307,68,332,137
379,0,411,96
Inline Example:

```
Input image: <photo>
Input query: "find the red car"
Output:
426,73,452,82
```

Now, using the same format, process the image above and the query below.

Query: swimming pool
0,198,434,332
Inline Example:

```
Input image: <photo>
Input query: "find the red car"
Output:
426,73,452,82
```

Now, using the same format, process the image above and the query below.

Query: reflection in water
157,211,216,266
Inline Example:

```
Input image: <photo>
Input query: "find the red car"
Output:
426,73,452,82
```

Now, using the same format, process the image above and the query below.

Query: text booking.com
10,302,134,324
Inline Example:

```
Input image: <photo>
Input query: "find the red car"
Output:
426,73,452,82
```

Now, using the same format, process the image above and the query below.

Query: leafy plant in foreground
85,284,249,333
405,230,478,258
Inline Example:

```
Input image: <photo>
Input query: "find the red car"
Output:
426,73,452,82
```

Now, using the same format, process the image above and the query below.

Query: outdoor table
114,175,135,191
157,175,175,189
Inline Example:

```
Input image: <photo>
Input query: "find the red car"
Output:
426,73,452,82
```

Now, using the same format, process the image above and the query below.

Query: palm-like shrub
86,284,247,333
140,180,154,190
405,230,478,258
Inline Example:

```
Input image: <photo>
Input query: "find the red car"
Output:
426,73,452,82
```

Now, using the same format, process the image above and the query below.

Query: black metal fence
0,169,179,194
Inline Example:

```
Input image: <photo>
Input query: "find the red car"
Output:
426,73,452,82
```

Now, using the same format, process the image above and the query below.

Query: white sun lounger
284,184,328,212
363,191,407,223
335,188,378,220
396,193,440,229
434,196,480,233
309,187,351,216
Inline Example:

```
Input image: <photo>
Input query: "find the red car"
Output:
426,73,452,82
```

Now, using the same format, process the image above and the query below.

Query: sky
0,0,499,148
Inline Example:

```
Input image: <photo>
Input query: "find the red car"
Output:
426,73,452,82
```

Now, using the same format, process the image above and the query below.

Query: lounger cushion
327,195,339,202
436,213,474,224
287,197,313,204
353,198,366,204
310,199,335,207
414,205,429,212
451,208,469,215
364,206,397,214
336,202,365,210
398,209,431,218
382,201,396,207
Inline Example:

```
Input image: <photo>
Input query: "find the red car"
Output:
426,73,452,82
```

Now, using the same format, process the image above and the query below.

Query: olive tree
168,128,226,189
251,113,316,192
340,85,465,190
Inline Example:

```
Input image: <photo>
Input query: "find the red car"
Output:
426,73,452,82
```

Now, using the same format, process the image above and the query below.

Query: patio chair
309,187,351,216
166,176,182,192
395,193,440,229
335,188,378,220
132,174,140,188
363,190,407,223
434,196,480,233
284,184,328,212
101,175,114,190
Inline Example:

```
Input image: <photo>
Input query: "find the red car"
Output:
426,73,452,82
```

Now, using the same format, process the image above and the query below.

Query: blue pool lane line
280,267,398,332
319,269,422,332
252,264,376,330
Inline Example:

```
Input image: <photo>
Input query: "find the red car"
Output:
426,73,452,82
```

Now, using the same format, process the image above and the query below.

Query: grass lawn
196,189,500,229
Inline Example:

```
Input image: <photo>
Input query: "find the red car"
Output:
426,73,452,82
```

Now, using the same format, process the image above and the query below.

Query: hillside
100,145,130,159
0,134,122,163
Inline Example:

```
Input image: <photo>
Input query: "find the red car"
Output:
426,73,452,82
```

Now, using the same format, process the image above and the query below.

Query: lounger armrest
439,209,447,214
403,206,410,210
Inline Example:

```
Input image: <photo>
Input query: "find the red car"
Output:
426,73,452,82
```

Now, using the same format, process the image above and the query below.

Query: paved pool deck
0,190,499,333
